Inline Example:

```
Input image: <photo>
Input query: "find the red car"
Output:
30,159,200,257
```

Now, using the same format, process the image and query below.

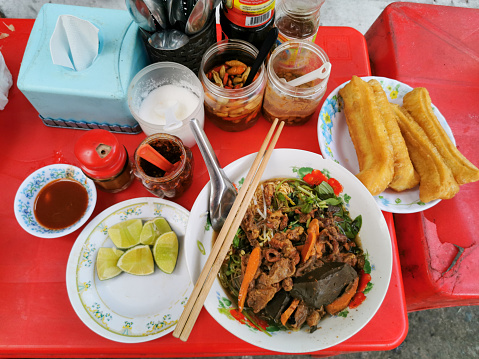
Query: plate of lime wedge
66,197,192,343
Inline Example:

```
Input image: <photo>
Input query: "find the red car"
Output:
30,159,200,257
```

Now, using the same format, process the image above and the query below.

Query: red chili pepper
328,177,343,195
303,169,328,186
357,271,371,293
349,292,366,309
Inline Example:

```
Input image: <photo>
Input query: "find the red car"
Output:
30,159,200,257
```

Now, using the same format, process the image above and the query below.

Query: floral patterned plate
14,164,97,238
66,197,192,343
185,149,392,353
317,76,455,214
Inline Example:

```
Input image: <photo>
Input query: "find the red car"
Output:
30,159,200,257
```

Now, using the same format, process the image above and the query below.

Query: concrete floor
1,0,478,358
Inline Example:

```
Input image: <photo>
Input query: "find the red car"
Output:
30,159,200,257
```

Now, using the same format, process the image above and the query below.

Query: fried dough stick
339,76,394,196
368,79,420,191
403,87,479,185
391,104,459,203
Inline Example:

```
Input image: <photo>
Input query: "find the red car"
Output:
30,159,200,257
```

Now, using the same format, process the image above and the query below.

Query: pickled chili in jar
199,39,267,132
133,134,194,199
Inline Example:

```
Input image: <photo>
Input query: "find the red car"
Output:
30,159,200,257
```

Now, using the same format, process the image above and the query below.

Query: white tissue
50,15,99,71
0,51,12,110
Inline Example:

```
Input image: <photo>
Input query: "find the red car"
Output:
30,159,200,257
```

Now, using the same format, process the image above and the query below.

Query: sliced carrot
301,218,319,263
325,276,359,315
280,298,300,326
238,246,261,312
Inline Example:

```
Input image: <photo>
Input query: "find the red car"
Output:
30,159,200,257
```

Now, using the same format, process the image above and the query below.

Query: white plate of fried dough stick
318,76,479,214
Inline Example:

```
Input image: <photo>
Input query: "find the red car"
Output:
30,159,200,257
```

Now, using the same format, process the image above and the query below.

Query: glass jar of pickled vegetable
132,134,194,199
262,40,330,126
199,39,267,132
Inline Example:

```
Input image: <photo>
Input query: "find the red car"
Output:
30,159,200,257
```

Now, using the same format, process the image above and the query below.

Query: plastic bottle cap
74,129,127,180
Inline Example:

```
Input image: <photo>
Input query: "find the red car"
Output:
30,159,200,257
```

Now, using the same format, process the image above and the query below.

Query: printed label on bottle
223,0,275,27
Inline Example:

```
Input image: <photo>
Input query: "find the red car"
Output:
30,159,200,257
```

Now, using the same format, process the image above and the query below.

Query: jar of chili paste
132,134,194,199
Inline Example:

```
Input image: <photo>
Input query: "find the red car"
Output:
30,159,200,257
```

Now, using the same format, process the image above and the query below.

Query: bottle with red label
220,0,276,50
275,0,325,45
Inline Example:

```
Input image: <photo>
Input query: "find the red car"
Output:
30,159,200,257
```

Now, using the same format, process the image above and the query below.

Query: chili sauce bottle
74,129,134,193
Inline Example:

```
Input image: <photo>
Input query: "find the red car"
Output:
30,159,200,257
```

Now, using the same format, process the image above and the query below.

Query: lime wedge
96,247,124,281
153,231,178,274
107,218,143,249
117,245,155,276
140,217,172,245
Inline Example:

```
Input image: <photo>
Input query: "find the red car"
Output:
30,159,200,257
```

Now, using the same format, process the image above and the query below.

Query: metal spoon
185,0,221,35
167,0,187,31
148,29,190,50
143,0,169,30
125,0,156,32
190,118,237,232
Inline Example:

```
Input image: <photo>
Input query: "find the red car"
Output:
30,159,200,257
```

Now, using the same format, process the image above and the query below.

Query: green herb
205,215,212,231
233,228,242,248
197,240,206,255
323,197,342,206
337,214,362,239
338,310,349,318
315,181,335,198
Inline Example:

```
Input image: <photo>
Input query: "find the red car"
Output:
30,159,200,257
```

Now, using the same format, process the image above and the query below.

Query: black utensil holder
142,17,217,75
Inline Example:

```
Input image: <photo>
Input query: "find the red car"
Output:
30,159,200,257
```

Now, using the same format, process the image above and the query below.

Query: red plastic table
365,2,479,311
0,19,407,357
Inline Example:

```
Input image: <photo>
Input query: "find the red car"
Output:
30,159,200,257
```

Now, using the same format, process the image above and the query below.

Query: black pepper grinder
74,129,134,193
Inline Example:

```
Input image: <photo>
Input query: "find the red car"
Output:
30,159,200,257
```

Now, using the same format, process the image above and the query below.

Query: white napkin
50,15,99,71
0,51,12,110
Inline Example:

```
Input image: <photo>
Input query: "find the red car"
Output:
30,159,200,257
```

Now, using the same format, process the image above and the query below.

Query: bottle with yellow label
220,0,276,50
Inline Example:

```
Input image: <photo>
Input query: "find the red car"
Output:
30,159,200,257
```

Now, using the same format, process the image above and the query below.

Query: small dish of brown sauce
34,178,89,230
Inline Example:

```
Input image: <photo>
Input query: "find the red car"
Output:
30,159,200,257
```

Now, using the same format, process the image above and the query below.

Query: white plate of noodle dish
185,149,392,353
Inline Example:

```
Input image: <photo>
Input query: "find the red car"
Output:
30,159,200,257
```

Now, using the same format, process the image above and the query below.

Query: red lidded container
74,129,134,193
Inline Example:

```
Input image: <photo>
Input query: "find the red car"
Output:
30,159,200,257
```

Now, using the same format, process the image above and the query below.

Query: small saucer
14,164,97,238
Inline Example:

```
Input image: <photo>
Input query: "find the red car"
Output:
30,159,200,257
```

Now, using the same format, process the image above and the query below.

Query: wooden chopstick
173,119,284,341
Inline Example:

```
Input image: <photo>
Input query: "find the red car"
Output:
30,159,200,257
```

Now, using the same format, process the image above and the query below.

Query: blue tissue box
17,4,149,133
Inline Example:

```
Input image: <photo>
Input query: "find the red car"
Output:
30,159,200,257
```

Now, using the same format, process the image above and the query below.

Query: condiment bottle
275,0,325,45
74,129,134,193
220,0,276,50
132,134,194,199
